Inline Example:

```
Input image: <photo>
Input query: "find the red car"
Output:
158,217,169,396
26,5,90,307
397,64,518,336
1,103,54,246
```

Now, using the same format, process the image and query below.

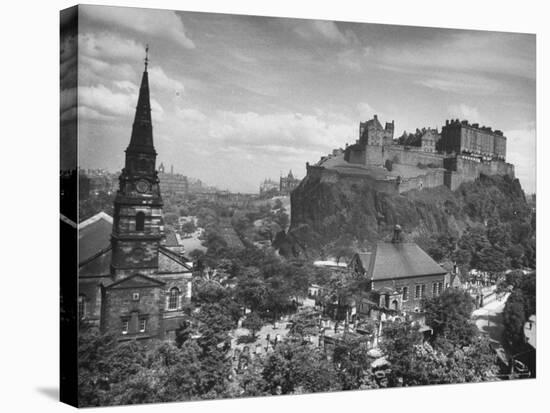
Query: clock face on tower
136,179,150,193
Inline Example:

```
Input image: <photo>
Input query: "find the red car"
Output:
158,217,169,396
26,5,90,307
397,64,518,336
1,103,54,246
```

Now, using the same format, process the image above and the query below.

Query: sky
63,5,536,194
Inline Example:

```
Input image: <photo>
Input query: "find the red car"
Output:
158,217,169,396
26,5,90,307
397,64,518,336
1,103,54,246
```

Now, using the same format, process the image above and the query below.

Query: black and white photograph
58,2,537,409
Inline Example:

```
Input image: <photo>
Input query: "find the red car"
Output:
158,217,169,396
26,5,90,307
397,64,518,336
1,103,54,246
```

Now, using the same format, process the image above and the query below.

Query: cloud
79,32,145,61
294,20,356,45
447,104,481,123
82,5,195,49
148,66,185,93
207,110,354,156
78,84,164,121
376,31,535,80
416,73,503,95
505,127,536,194
177,107,206,122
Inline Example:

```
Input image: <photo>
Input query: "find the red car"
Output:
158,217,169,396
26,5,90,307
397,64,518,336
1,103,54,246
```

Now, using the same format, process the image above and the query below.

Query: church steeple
127,45,155,156
111,45,164,278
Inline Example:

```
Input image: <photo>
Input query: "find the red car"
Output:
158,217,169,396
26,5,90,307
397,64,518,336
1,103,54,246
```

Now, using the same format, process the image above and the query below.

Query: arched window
136,211,145,231
78,294,86,319
168,287,180,310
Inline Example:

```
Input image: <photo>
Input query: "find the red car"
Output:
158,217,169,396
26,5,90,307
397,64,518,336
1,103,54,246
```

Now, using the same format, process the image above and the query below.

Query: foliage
332,334,372,390
502,272,536,348
262,341,340,394
423,288,478,349
242,312,264,339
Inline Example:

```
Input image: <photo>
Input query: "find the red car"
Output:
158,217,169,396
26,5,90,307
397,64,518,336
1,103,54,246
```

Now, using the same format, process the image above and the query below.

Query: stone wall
101,284,164,340
397,169,446,193
372,273,447,312
384,146,445,168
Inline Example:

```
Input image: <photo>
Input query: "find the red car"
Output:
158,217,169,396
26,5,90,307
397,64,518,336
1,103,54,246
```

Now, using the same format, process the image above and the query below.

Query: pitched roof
105,273,165,290
78,211,113,264
369,242,447,281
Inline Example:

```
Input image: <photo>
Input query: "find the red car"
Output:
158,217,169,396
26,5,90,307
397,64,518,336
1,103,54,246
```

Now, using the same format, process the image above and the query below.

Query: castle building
279,170,300,195
420,128,440,153
440,119,506,160
78,50,193,341
359,114,394,146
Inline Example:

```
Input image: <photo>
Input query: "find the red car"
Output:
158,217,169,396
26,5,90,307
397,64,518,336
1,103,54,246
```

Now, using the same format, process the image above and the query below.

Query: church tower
111,47,164,278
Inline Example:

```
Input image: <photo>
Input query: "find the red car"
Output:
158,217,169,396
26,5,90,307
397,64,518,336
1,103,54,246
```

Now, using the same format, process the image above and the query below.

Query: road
472,293,509,347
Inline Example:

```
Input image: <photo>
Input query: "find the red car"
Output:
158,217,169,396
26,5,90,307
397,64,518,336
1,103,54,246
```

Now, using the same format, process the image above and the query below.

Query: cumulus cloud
78,84,164,121
79,32,145,61
207,110,353,156
447,104,481,122
148,66,184,93
81,5,195,49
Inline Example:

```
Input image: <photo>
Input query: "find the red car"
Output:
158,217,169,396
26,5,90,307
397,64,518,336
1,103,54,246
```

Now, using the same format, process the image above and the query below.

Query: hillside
284,173,534,264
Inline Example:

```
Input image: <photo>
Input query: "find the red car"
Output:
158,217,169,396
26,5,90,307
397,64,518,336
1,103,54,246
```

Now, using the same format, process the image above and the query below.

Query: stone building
158,163,189,195
78,53,193,341
279,170,300,195
440,119,506,160
359,114,394,146
420,128,440,153
348,226,448,313
259,178,279,197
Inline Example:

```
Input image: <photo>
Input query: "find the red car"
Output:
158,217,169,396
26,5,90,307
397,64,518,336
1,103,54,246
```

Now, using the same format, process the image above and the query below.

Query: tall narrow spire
126,45,155,155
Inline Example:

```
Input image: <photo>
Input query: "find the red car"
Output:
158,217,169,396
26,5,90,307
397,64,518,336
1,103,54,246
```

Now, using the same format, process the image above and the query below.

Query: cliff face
287,172,529,255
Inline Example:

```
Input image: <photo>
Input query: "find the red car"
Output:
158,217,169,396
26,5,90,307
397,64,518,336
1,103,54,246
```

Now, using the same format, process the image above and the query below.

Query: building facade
440,119,506,160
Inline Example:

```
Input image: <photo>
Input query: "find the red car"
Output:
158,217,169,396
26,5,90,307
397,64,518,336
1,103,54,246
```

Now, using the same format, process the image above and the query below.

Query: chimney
391,224,402,243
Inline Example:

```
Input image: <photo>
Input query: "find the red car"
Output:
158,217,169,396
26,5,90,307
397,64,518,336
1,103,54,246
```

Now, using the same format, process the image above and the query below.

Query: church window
139,318,147,333
402,287,409,301
168,288,179,310
122,320,129,335
136,212,145,231
415,285,421,299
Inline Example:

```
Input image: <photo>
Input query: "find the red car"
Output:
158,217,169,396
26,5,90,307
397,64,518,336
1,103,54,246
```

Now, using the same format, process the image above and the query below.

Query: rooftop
369,241,447,281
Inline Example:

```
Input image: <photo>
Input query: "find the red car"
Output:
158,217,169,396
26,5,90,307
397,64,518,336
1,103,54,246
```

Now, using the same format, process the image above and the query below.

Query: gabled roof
78,211,113,264
159,246,193,273
369,242,447,281
106,273,165,290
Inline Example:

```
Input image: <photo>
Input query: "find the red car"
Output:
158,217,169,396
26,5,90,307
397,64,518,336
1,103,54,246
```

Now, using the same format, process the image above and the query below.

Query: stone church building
78,53,193,341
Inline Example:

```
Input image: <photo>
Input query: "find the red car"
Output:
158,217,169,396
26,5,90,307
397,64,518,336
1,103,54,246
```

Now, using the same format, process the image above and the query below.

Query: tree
332,334,372,390
262,341,340,394
423,289,478,349
242,312,264,339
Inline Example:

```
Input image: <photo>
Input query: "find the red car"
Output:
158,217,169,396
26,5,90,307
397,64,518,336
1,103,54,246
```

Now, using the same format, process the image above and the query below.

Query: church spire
126,45,155,155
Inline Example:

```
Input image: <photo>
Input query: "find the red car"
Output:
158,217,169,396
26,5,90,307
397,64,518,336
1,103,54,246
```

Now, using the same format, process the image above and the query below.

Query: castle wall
397,169,446,193
384,146,445,168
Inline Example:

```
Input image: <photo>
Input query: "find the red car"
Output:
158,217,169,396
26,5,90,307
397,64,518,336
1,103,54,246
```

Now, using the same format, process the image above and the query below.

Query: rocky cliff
284,172,530,257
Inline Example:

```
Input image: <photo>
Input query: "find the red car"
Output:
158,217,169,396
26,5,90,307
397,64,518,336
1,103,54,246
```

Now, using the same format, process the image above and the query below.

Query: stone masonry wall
373,273,447,312
102,285,164,339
